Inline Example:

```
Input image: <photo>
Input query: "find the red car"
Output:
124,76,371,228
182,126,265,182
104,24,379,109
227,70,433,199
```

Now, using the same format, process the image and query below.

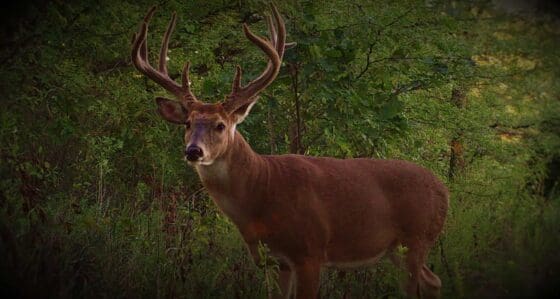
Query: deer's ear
230,100,257,125
156,97,188,124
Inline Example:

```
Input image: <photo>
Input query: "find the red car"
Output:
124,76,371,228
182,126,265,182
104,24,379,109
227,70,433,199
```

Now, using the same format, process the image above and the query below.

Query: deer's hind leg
419,264,441,298
389,242,441,299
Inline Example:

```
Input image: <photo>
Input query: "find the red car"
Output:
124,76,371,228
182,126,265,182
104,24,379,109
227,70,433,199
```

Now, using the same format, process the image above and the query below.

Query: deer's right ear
156,97,188,124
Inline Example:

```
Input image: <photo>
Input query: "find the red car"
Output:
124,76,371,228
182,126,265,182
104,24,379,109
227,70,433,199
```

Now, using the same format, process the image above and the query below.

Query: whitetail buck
132,5,448,299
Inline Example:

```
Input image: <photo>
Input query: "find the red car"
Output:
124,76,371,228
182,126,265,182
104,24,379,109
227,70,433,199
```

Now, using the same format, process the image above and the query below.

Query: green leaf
380,97,404,120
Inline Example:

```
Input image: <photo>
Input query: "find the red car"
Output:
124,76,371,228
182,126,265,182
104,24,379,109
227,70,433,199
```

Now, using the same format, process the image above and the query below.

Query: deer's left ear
229,100,257,125
156,97,189,124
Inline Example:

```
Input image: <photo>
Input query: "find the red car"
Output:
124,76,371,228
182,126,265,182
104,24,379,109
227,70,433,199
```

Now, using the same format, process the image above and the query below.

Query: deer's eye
216,123,226,131
185,121,191,129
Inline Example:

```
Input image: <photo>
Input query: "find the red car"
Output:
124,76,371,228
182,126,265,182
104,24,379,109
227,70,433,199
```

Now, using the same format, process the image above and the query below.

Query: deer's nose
185,145,203,161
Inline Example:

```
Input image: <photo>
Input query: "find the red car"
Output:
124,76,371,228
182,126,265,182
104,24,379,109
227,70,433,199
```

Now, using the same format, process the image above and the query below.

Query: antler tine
242,23,281,65
181,62,189,89
181,61,196,101
159,12,177,75
270,4,286,59
223,4,288,113
140,6,156,63
266,15,277,46
131,6,197,103
231,65,242,93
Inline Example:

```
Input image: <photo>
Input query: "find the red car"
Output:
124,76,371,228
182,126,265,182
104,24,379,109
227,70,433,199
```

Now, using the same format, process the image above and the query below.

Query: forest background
1,0,559,298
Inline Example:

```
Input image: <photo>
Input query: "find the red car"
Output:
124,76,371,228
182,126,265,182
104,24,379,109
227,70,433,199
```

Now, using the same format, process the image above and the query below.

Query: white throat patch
195,159,229,182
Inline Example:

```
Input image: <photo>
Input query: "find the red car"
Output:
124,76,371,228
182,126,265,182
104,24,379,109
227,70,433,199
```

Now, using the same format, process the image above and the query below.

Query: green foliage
257,242,280,297
1,0,559,298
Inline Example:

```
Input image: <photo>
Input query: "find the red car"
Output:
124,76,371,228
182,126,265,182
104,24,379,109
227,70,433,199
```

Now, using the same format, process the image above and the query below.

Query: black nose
185,145,203,161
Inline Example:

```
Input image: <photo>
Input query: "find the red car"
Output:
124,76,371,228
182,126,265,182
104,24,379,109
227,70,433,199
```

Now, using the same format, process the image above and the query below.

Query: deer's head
131,6,290,166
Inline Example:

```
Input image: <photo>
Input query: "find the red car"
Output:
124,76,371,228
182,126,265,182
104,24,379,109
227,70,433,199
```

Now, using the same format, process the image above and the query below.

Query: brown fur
188,122,448,299
132,5,448,298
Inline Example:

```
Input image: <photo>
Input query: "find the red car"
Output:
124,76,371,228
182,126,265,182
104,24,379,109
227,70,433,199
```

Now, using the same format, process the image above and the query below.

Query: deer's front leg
293,259,321,298
271,262,294,299
248,243,294,299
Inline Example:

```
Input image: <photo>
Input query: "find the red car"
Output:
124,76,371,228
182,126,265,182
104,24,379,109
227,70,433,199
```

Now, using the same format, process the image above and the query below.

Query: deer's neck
194,131,267,223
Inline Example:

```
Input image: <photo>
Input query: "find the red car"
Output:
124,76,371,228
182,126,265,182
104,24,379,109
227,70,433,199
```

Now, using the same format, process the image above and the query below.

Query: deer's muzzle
185,145,203,161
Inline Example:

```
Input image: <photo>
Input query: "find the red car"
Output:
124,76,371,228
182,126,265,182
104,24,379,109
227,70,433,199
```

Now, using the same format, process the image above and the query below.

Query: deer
131,5,448,299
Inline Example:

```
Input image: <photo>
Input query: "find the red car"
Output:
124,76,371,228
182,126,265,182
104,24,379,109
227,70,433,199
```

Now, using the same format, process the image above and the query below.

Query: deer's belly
324,250,387,268
323,221,396,266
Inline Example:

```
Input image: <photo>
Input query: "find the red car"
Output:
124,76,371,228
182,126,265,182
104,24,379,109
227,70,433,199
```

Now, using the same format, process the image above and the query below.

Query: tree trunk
449,88,466,180
289,62,304,154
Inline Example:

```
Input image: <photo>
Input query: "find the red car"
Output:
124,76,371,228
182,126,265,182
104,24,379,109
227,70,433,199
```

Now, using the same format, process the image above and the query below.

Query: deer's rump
262,155,449,266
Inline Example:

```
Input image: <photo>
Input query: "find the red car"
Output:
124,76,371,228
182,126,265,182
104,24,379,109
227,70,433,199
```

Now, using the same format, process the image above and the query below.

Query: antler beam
131,6,197,104
223,5,288,113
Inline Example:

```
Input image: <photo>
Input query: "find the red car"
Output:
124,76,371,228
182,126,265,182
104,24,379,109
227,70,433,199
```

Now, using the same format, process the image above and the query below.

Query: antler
223,4,288,113
131,6,198,105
